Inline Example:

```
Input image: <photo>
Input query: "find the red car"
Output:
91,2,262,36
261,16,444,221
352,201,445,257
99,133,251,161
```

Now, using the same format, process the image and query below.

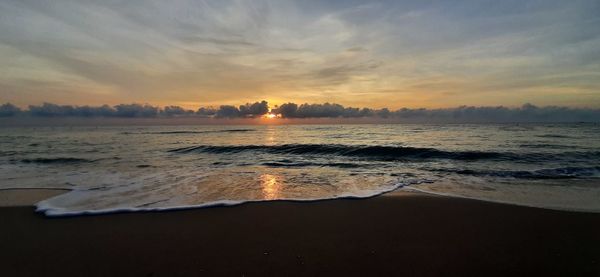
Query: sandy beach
1,189,599,276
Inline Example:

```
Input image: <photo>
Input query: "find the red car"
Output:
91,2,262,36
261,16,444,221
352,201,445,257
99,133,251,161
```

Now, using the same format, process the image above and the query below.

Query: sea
1,124,599,216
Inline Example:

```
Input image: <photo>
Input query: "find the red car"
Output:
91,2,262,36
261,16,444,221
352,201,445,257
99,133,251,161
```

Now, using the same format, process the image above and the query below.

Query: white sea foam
36,181,407,216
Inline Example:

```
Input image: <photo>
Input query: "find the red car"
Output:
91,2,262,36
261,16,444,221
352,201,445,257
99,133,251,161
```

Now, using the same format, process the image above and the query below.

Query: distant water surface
0,124,599,215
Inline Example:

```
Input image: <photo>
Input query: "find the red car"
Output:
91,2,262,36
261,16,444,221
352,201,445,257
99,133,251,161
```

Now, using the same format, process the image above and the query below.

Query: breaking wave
169,144,503,160
169,144,599,162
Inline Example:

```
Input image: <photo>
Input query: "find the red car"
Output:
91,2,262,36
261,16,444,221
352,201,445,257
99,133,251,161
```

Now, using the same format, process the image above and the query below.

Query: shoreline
4,186,598,216
0,188,69,207
1,189,599,276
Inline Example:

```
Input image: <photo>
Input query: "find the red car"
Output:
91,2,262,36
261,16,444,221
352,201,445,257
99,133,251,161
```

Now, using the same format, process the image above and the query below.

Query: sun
265,113,277,119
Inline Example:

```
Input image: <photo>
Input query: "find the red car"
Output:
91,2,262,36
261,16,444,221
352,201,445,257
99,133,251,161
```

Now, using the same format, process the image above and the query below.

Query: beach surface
1,189,599,276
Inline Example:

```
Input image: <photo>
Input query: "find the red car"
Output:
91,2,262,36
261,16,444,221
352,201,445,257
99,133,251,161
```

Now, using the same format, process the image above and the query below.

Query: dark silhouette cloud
0,103,21,117
113,104,160,118
273,103,387,118
238,101,269,117
215,105,240,118
2,102,599,122
28,103,75,117
389,104,600,122
70,105,117,117
161,106,194,117
294,103,345,118
274,103,298,118
26,103,118,117
196,107,217,117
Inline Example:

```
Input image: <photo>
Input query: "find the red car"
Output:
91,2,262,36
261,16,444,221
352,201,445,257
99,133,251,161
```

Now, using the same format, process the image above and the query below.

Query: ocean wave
437,166,600,179
518,143,570,149
536,134,574,139
20,157,93,164
169,144,504,161
122,129,255,135
169,144,600,162
262,161,362,168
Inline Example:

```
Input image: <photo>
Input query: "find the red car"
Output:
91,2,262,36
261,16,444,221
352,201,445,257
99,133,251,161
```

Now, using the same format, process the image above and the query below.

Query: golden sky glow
1,1,599,109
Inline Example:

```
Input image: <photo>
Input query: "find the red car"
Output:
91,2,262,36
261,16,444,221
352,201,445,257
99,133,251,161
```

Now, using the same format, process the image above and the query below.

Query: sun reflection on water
265,126,277,144
260,173,282,200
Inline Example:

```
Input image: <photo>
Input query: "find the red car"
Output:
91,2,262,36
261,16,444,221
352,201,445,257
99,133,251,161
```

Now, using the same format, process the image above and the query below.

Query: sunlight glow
260,173,282,200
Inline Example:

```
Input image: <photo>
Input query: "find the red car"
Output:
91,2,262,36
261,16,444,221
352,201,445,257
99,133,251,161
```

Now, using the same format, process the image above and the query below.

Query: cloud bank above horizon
2,101,599,123
1,0,599,109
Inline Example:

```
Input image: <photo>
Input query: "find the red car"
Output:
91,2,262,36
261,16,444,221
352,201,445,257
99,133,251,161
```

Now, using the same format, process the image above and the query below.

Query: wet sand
1,190,599,276
0,189,69,207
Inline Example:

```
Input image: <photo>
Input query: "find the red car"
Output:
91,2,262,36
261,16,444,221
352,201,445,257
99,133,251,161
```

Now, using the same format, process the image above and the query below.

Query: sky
1,0,599,109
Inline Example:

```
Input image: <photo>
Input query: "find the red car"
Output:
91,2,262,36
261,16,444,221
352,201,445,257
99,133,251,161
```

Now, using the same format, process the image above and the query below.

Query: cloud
27,103,116,117
0,103,21,116
215,105,240,118
113,104,160,117
162,106,195,116
0,1,598,108
4,101,599,122
239,101,269,117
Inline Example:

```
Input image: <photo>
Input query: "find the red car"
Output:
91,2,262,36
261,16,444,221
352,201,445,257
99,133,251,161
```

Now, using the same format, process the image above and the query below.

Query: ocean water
1,124,599,216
